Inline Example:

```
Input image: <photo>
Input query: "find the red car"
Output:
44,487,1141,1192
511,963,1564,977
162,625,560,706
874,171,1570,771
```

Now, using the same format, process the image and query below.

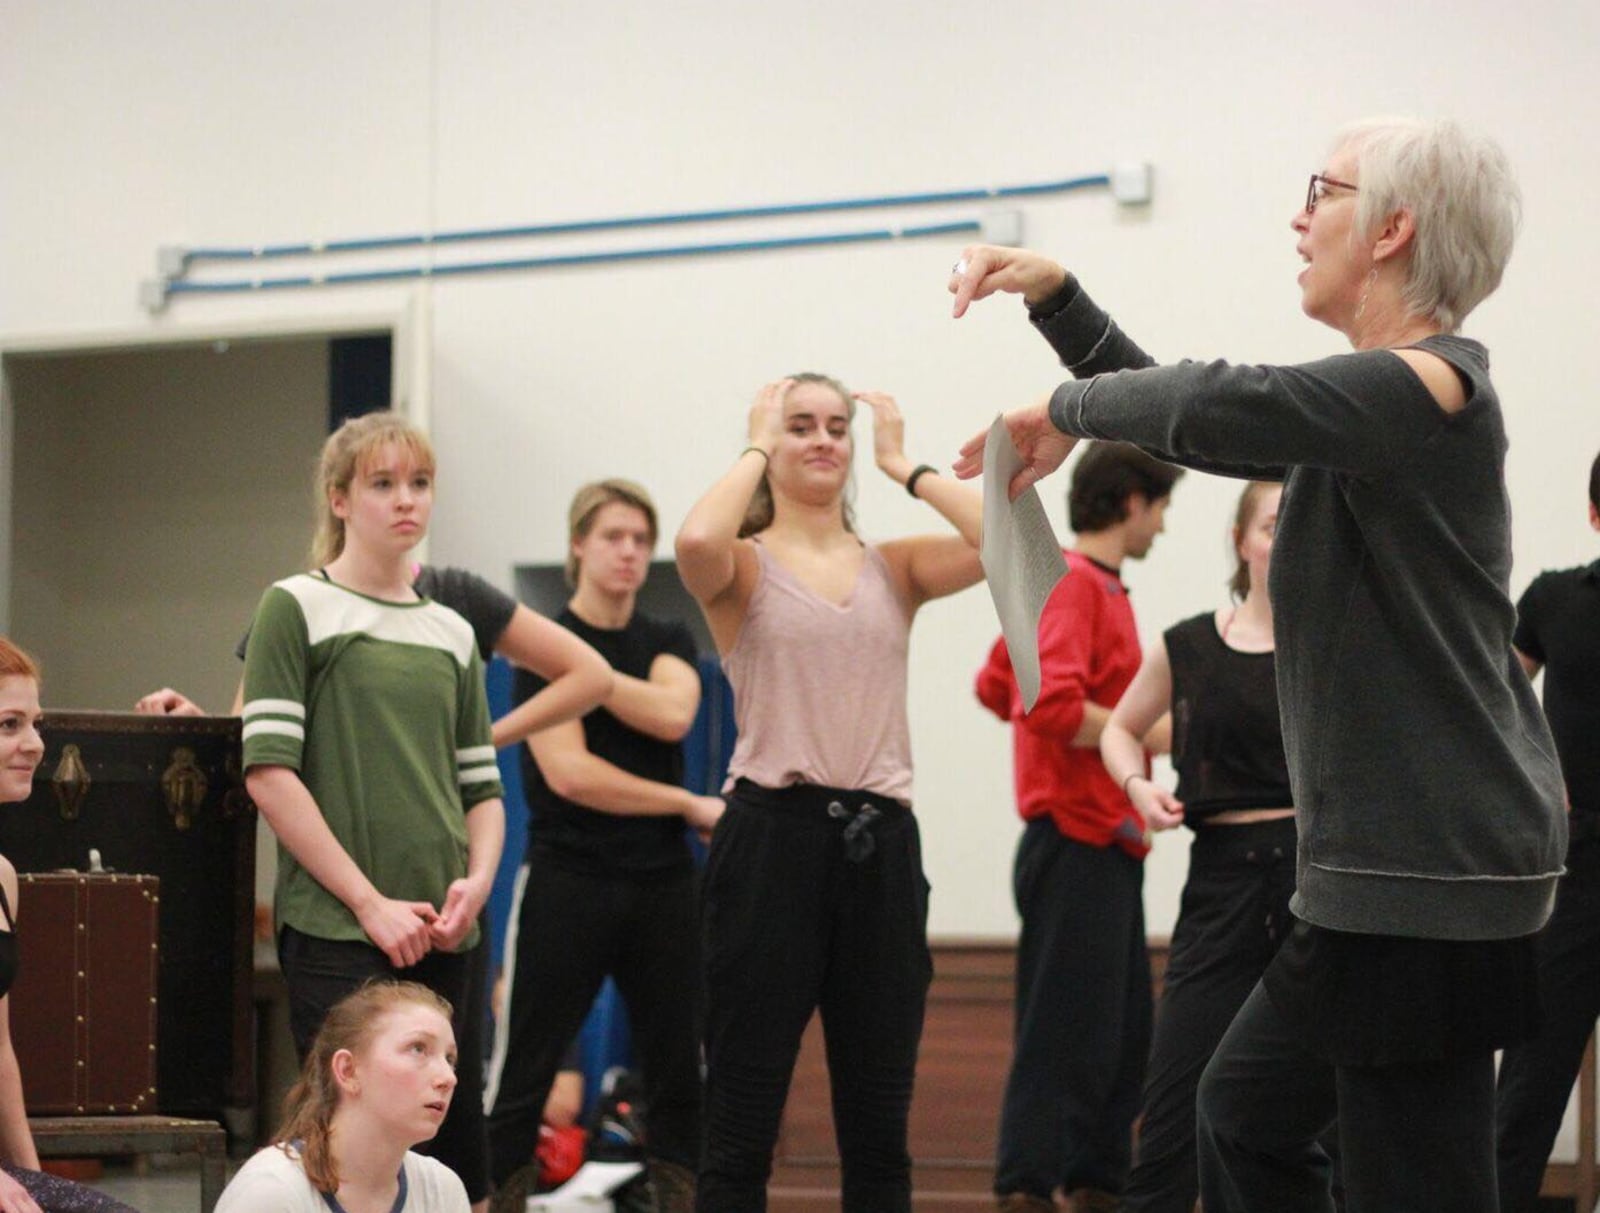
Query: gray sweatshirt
1033,278,1565,941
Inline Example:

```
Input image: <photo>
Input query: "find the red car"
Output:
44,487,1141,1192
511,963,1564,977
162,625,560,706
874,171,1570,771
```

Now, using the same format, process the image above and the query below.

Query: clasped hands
357,874,487,969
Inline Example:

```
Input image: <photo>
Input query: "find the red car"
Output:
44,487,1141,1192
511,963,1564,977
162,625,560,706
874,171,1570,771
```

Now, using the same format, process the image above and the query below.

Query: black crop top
1166,612,1293,823
0,879,16,1000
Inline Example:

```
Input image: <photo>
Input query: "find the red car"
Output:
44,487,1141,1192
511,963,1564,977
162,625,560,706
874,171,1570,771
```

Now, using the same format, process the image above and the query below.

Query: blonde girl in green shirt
242,413,504,1208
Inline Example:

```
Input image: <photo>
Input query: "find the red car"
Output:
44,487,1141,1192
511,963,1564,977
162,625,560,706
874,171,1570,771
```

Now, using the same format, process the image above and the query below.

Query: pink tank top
722,541,915,805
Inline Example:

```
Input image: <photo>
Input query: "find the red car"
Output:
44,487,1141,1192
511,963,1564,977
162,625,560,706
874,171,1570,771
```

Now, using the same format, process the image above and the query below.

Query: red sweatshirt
975,550,1148,858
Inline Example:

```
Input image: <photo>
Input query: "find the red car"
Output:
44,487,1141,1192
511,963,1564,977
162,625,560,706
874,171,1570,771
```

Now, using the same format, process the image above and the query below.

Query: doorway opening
2,328,394,712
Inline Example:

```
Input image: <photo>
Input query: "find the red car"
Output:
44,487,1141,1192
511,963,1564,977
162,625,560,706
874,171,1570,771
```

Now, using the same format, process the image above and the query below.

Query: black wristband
905,464,937,498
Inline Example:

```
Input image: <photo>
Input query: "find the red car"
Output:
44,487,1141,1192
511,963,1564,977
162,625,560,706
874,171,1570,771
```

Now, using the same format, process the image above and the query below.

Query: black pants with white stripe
485,850,702,1186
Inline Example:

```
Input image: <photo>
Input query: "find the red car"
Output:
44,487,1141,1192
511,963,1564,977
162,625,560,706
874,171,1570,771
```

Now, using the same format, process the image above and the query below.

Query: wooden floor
763,941,1590,1212
769,944,1015,1210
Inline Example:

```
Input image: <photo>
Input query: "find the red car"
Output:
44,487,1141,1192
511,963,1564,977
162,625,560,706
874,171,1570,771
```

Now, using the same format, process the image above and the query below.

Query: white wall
3,1,1598,941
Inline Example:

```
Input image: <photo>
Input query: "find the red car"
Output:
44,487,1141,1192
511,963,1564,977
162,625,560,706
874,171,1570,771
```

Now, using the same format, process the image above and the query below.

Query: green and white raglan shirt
241,573,503,951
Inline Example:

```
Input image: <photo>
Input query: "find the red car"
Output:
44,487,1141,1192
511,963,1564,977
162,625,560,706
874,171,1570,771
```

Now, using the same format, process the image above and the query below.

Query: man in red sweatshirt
978,443,1182,1213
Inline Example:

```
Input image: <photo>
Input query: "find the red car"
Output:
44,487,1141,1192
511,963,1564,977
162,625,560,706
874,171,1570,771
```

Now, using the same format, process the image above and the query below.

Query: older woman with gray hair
948,118,1565,1213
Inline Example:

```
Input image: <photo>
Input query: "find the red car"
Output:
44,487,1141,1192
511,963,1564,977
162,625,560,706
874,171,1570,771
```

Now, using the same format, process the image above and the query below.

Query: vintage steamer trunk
0,712,255,1126
10,873,160,1114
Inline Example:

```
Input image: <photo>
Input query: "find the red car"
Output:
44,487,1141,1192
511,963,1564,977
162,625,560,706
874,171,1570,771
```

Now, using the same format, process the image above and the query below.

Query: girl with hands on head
675,374,982,1213
242,412,504,1210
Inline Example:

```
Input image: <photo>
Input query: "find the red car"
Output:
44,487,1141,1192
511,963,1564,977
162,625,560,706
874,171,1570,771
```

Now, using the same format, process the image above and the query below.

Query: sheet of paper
980,414,1068,713
528,1160,645,1209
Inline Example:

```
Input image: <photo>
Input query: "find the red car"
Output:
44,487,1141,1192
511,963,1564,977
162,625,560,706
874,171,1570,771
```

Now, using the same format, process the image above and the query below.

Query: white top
216,1145,470,1213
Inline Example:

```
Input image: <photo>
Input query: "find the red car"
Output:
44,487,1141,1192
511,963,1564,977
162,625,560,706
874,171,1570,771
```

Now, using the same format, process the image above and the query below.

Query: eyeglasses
1305,173,1359,214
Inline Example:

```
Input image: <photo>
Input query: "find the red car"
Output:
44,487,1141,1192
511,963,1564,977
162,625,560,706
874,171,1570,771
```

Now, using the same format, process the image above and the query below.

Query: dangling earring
1354,264,1379,322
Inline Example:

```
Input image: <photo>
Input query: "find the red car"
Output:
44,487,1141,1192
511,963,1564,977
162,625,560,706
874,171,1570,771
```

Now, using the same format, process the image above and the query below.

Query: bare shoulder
1390,348,1469,415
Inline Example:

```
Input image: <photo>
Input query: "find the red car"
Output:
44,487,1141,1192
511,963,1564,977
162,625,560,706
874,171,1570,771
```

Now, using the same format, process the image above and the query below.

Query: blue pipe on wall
160,217,984,299
176,173,1109,267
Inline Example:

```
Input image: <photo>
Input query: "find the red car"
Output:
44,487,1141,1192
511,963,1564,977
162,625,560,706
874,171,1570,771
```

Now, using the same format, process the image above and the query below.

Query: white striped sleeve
455,747,501,791
243,698,305,720
240,584,312,771
242,718,306,742
242,698,309,756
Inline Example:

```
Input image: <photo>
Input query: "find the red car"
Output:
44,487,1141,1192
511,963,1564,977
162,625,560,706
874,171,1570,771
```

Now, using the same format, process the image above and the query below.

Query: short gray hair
1335,117,1520,332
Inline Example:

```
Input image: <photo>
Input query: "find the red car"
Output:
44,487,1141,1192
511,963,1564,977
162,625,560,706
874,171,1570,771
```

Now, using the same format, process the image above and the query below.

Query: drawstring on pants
827,800,883,863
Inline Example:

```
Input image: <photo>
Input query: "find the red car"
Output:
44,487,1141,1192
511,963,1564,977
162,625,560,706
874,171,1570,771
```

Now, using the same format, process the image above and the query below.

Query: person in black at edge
1496,449,1600,1211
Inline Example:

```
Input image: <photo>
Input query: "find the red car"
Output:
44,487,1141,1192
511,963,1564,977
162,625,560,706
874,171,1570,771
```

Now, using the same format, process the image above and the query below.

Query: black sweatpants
277,925,488,1202
698,782,932,1213
1198,982,1496,1213
995,820,1152,1199
485,852,702,1185
1497,833,1600,1211
1123,817,1296,1213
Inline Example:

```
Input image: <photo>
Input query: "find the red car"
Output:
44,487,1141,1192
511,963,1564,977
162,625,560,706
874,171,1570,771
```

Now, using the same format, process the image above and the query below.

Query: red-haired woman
0,638,136,1213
